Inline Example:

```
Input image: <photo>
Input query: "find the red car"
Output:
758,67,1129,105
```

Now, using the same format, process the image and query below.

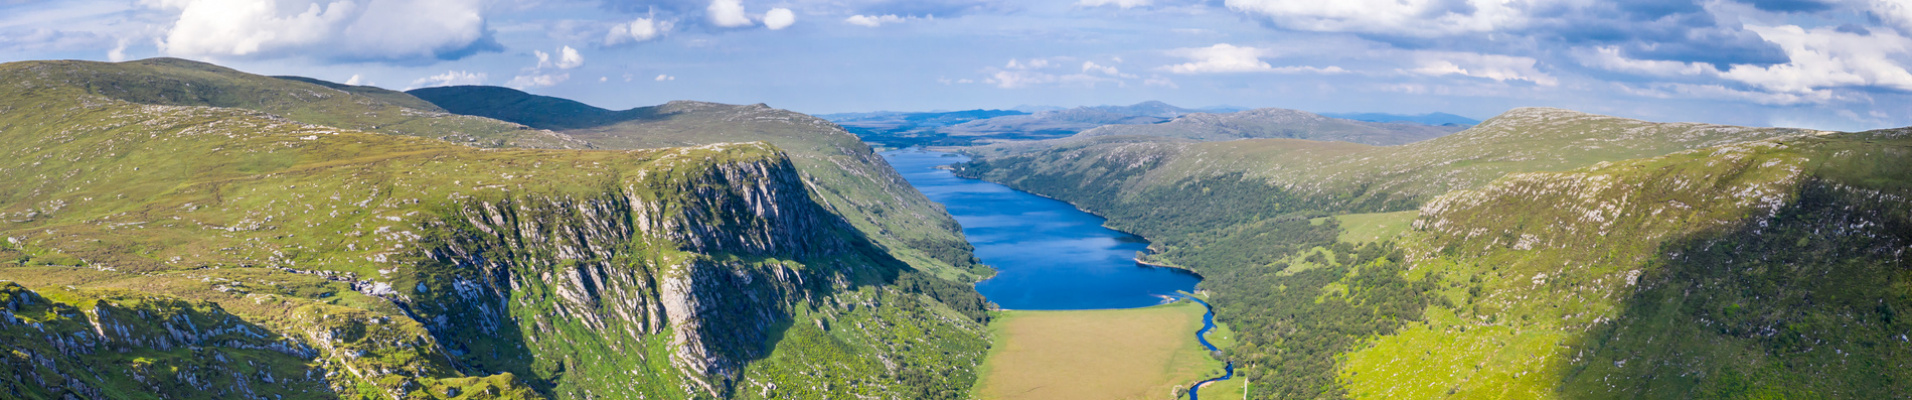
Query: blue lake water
880,149,1202,310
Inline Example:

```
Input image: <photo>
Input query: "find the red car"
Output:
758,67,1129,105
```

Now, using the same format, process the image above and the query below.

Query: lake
880,149,1202,310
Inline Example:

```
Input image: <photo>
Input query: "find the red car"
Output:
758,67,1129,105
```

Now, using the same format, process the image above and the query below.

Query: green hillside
0,59,989,399
1072,107,1464,145
954,109,1909,399
407,86,988,281
8,58,590,149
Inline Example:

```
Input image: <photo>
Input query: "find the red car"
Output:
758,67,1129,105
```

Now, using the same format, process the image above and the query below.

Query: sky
3,0,1912,131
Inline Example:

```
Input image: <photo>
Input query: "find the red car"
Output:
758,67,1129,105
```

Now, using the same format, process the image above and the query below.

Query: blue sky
3,0,1911,131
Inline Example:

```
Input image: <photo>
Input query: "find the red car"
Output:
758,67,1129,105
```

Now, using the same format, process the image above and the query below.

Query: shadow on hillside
1553,178,1912,398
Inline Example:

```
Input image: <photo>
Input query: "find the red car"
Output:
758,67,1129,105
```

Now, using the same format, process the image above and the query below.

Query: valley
1,57,1907,400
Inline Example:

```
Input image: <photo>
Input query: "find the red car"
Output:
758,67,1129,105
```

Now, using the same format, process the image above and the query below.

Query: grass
1333,211,1418,244
404,87,989,282
0,58,995,400
973,300,1225,400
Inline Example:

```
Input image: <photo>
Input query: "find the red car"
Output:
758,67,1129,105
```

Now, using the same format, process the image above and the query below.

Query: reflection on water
881,149,1202,310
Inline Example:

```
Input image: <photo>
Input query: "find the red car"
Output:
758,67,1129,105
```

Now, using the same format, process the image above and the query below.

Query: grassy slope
408,87,988,281
956,108,1909,398
10,58,589,149
0,60,989,399
1343,131,1912,399
974,301,1223,400
1073,107,1465,146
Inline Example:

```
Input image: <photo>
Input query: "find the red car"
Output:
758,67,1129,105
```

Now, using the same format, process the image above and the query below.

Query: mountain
1319,111,1480,126
12,58,590,149
1081,100,1198,118
949,107,1902,398
410,86,988,282
827,101,1198,148
0,59,990,400
1072,107,1467,145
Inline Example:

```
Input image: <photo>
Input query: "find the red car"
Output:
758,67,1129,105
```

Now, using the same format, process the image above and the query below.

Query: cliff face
0,58,989,400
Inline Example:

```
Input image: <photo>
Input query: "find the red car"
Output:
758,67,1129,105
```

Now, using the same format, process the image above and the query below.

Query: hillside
1071,107,1465,145
408,86,988,282
7,58,589,149
0,60,991,399
1319,111,1478,126
950,108,1906,398
827,101,1198,148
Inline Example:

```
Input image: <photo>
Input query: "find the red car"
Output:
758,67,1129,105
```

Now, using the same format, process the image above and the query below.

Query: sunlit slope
954,108,1904,399
1072,107,1464,145
3,58,589,149
410,86,988,281
0,68,988,399
1337,130,1912,399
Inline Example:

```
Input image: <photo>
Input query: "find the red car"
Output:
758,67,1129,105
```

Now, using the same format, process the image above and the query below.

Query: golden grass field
972,300,1227,400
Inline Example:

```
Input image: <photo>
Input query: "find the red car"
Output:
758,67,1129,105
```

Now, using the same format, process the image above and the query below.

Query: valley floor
972,300,1227,400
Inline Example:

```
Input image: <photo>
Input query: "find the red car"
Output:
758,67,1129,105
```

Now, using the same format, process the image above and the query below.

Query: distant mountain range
828,101,1475,148
1319,111,1481,126
1074,107,1467,146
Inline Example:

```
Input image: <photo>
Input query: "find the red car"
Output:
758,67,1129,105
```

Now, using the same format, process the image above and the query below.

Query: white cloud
1223,0,1528,36
106,38,129,62
345,74,363,85
150,0,493,62
1078,0,1151,8
764,8,795,30
1144,75,1178,88
507,72,569,88
1575,46,1719,76
599,76,607,82
557,46,583,69
532,46,583,70
1162,43,1345,74
1405,51,1557,86
986,70,1056,88
655,74,676,81
1618,82,1836,106
409,70,485,89
708,0,753,27
1720,24,1912,94
846,14,910,27
606,17,672,45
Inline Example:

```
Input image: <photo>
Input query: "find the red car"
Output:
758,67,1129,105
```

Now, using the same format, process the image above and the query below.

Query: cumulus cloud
345,74,363,85
764,8,795,30
981,57,1139,88
1223,0,1525,36
149,0,499,63
1576,46,1720,76
708,0,753,27
1161,43,1347,74
845,14,920,27
1078,0,1151,8
537,46,584,69
507,73,569,88
1405,51,1558,86
409,70,485,89
606,17,672,45
655,74,676,81
1720,24,1912,93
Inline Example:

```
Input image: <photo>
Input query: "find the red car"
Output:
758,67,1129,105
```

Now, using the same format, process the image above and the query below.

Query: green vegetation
955,108,1909,399
973,300,1224,400
1074,107,1464,146
0,58,992,399
406,86,988,282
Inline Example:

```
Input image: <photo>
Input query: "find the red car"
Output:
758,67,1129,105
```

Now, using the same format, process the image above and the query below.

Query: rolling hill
0,59,991,400
410,86,988,282
1071,107,1466,145
950,107,1907,399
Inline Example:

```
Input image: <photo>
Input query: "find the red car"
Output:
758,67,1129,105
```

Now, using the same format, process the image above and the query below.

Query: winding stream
1185,296,1234,400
